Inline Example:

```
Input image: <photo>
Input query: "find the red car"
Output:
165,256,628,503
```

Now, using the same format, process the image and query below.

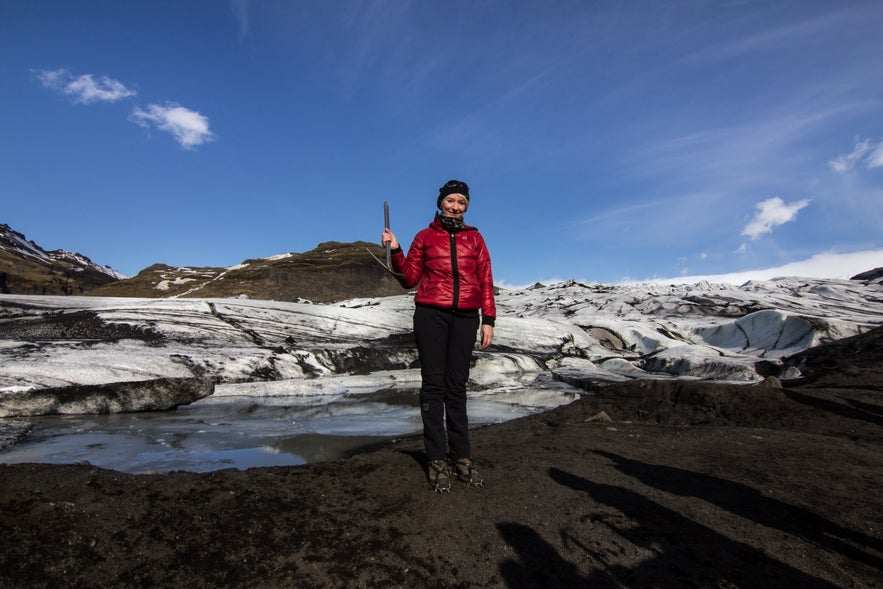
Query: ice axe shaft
366,201,402,278
384,201,391,269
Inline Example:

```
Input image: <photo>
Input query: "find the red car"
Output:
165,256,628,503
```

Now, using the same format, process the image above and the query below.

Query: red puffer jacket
392,217,496,324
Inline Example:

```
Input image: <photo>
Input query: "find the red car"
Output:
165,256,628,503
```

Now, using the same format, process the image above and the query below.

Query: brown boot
453,458,484,487
427,459,452,492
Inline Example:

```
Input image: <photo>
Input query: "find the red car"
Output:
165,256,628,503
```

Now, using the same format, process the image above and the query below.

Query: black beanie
437,179,470,209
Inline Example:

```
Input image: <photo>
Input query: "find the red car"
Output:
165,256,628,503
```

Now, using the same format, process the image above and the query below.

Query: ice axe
367,201,403,277
384,201,391,269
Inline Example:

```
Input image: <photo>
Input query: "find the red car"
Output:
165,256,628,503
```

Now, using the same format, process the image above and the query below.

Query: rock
850,267,883,282
0,421,33,451
757,376,783,389
0,377,214,417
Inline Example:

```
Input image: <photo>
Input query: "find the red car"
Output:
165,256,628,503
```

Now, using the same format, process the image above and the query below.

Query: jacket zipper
449,232,459,310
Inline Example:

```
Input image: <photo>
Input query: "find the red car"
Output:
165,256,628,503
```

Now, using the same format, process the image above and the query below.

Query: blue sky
2,0,882,286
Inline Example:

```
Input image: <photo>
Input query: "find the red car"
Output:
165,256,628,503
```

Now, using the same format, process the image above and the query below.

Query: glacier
1,275,882,409
1,275,881,472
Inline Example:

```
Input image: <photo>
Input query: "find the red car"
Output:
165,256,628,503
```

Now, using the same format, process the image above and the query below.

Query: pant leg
413,305,451,461
444,312,479,460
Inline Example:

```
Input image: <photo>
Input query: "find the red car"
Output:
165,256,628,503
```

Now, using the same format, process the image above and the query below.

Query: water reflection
0,382,580,474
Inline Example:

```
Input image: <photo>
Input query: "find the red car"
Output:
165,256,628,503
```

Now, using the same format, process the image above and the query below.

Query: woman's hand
480,324,494,350
381,228,399,250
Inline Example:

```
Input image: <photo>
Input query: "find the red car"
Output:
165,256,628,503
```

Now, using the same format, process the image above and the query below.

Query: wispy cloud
741,197,810,240
829,136,883,173
231,0,249,40
36,68,136,104
632,103,847,191
678,4,862,68
130,103,214,150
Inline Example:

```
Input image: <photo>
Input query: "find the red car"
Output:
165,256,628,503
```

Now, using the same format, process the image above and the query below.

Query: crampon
428,459,452,493
453,458,484,487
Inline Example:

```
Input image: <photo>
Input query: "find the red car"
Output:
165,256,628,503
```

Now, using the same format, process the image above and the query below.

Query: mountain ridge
1,223,406,302
3,222,881,302
0,224,123,296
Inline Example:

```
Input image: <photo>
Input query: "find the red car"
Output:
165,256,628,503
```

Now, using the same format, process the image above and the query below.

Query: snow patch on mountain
0,224,126,280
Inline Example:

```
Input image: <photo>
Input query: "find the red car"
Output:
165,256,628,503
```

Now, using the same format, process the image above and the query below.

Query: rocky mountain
0,224,123,296
87,241,407,302
1,223,406,302
851,267,883,282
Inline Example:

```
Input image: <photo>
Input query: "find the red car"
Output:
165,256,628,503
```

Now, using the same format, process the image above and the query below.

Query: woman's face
440,194,468,218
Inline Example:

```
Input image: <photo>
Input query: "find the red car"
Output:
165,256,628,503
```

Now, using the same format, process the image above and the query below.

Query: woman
381,179,496,492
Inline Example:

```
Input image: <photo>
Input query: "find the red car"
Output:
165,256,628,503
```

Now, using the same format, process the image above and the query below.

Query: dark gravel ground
1,328,881,588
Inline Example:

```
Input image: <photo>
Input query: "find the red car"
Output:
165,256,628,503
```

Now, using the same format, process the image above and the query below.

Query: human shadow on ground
840,395,883,416
496,522,612,588
783,388,883,427
399,448,431,482
593,450,883,569
549,467,840,588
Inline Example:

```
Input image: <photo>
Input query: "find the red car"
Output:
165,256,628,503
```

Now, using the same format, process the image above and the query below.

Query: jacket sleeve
476,234,496,325
390,231,425,290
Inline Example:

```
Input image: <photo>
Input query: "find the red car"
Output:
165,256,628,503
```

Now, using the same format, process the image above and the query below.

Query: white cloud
500,249,883,289
868,143,883,169
36,67,214,151
741,196,810,240
637,249,883,285
130,103,215,150
36,68,136,104
829,136,883,173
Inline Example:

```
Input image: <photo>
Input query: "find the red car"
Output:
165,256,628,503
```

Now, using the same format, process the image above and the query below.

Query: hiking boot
428,459,452,492
453,458,484,487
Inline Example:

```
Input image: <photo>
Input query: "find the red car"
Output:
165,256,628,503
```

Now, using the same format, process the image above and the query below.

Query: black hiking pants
414,304,480,462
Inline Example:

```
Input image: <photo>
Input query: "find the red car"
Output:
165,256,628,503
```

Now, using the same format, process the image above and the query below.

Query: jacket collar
431,212,477,233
